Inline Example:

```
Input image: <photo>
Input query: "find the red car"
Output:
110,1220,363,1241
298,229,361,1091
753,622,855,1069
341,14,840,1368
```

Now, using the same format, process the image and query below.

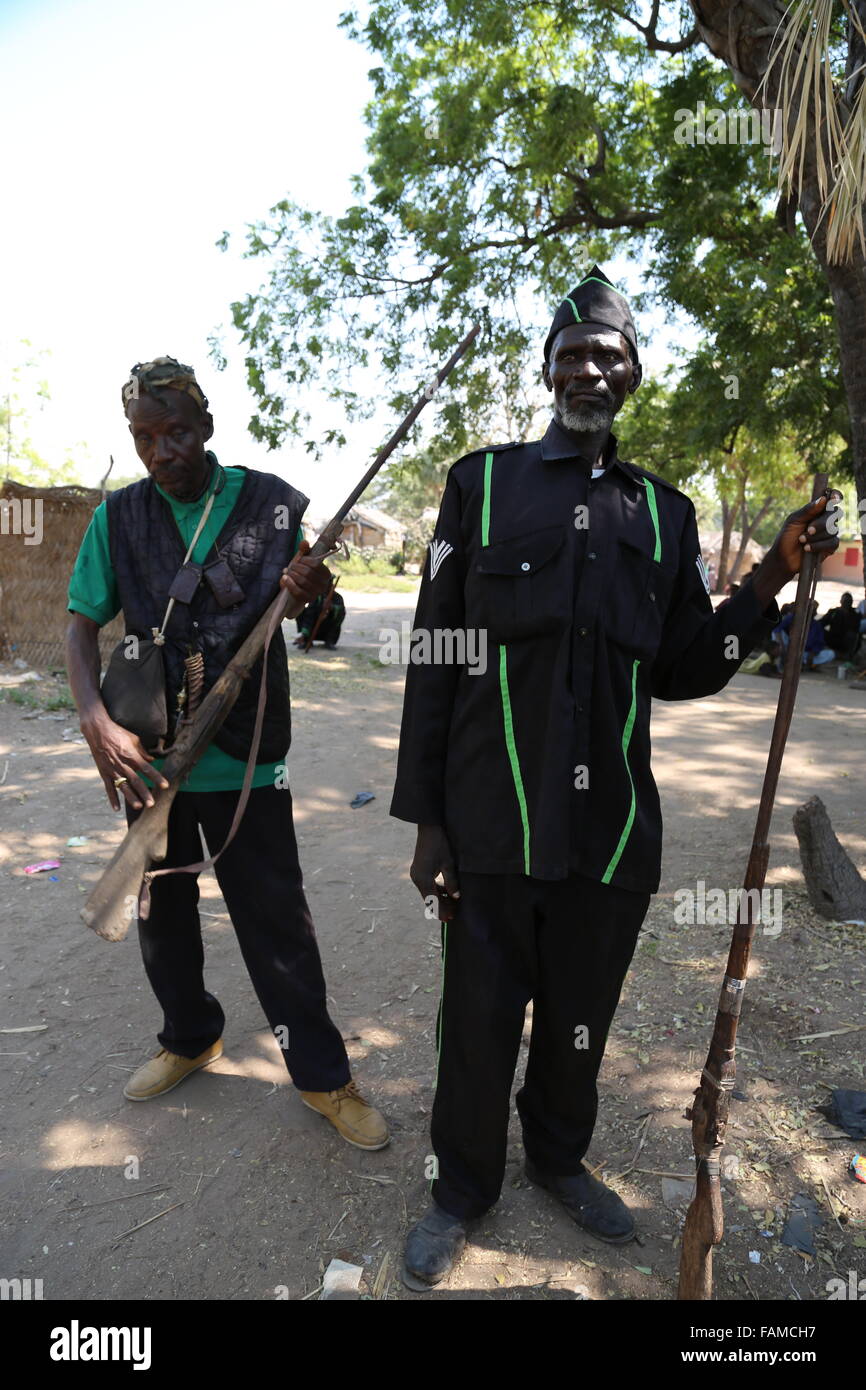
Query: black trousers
126,785,350,1092
430,871,649,1220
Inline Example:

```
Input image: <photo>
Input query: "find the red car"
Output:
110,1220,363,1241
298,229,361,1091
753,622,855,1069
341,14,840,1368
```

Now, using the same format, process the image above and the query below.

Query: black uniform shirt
389,418,779,893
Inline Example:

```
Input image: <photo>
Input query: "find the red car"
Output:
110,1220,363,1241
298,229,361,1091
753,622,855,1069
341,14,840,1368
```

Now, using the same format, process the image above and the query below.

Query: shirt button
578,626,588,637
521,562,530,571
588,551,597,560
648,591,656,602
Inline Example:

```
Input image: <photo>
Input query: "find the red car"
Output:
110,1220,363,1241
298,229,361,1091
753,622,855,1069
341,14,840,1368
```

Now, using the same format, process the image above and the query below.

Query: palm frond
759,0,866,263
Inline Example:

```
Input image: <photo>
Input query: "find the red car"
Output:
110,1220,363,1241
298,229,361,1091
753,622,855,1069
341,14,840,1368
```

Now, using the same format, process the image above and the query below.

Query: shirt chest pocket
603,538,677,660
466,525,570,642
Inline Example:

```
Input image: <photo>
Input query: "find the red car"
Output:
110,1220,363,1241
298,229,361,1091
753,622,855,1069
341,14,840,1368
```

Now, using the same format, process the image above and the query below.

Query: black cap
543,266,639,363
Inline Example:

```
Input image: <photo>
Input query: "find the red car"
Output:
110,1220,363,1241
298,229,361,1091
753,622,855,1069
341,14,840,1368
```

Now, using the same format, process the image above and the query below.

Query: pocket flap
475,525,565,576
618,537,678,582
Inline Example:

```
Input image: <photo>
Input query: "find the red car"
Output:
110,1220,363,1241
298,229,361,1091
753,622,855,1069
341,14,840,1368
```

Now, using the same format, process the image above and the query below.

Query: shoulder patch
695,552,711,593
428,537,453,579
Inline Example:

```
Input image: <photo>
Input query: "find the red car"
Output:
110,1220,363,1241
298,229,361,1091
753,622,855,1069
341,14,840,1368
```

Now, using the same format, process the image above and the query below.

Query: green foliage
0,682,75,711
1,344,86,486
336,545,400,575
104,474,143,491
336,572,419,591
215,0,845,525
373,443,451,514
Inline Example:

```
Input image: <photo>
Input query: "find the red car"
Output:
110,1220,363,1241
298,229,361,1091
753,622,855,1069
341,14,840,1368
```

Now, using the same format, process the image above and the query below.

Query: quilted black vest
106,465,309,762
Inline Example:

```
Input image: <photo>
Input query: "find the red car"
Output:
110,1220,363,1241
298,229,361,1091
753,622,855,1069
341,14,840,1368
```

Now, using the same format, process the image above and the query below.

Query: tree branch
605,0,701,52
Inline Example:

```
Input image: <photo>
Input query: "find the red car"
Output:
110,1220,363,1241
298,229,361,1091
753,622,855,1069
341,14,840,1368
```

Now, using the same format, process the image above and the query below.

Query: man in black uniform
389,268,839,1287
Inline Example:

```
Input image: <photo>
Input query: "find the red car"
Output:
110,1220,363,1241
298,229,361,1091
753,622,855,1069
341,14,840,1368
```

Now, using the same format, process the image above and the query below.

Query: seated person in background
777,600,836,670
294,586,346,650
740,637,783,677
821,592,861,660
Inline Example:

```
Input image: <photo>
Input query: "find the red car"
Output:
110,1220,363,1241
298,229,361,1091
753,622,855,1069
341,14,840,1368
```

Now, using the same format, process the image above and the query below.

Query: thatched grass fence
0,479,123,669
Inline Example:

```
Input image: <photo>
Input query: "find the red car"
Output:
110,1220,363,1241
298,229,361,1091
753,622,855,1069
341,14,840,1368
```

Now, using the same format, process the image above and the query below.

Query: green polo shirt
67,458,302,792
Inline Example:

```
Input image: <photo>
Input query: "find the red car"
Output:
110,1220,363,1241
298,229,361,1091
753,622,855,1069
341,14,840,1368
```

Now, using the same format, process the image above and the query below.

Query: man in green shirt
66,356,388,1151
69,456,302,792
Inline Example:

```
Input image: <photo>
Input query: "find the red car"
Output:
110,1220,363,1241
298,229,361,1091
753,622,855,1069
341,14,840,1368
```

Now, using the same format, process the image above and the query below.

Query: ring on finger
113,776,128,788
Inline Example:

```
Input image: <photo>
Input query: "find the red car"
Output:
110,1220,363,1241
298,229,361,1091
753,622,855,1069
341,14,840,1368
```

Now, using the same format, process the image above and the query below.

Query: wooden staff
677,471,828,1300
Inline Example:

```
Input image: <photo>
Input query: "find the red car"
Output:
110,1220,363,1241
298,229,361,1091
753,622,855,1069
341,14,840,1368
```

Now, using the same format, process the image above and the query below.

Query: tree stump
793,796,866,921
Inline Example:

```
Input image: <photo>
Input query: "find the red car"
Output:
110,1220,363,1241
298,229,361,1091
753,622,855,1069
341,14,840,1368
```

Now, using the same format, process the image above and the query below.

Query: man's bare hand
81,710,169,812
752,489,843,608
280,540,332,605
410,824,461,921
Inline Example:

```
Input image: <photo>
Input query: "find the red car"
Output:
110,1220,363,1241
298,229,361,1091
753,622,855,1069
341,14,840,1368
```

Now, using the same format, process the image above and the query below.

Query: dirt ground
1,590,865,1303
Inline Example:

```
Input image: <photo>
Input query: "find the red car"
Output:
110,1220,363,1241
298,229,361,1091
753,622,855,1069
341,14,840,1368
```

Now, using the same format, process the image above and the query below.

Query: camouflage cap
121,356,209,413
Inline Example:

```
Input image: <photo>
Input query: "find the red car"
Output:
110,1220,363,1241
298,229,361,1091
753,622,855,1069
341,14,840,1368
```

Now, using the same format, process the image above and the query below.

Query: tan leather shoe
300,1080,389,1150
123,1040,223,1101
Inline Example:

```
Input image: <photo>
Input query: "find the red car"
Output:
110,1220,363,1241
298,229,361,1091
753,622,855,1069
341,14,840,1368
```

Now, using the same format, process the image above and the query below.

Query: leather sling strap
152,488,216,646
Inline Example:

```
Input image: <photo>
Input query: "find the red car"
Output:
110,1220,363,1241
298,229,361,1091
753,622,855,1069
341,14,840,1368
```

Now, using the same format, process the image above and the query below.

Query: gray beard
558,403,613,433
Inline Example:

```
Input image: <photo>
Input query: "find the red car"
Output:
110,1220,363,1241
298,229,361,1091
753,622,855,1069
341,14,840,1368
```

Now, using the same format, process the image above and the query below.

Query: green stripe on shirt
643,478,662,564
498,644,531,875
482,449,532,874
601,658,640,883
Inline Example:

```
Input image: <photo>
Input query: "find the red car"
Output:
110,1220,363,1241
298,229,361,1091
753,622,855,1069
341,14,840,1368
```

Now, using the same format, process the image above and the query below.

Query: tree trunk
689,1,866,598
824,260,866,599
716,496,734,592
728,494,774,583
792,795,866,921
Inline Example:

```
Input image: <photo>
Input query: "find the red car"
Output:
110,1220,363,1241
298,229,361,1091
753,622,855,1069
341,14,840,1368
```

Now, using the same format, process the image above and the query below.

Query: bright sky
0,0,692,519
0,0,382,513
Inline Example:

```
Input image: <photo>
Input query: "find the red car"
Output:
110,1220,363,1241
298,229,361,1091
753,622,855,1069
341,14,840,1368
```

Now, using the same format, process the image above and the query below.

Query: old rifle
81,324,480,942
677,472,828,1300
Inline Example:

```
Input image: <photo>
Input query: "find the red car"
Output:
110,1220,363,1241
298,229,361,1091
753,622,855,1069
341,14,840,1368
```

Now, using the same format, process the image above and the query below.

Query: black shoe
525,1158,636,1244
402,1202,469,1290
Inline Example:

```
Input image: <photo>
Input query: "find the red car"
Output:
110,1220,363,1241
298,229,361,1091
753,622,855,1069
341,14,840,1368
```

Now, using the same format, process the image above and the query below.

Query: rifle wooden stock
80,783,180,941
678,1146,723,1302
80,585,306,941
677,473,827,1300
81,324,480,942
